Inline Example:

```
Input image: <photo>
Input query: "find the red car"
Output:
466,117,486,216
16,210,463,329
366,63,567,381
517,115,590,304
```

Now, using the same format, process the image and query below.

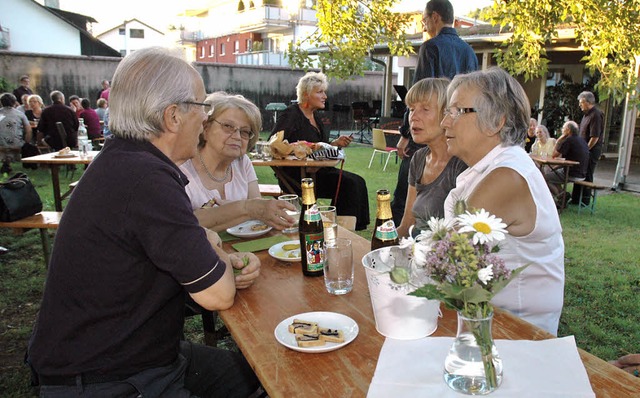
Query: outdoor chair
368,128,397,171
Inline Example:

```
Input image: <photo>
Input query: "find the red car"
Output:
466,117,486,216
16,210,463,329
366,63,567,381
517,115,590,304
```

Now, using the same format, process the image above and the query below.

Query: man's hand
396,136,409,159
245,199,296,231
609,353,640,376
331,135,353,148
229,252,260,289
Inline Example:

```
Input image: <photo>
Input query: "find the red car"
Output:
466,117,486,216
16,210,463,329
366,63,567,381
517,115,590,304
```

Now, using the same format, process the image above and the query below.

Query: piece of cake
288,319,318,335
295,333,325,348
318,328,344,343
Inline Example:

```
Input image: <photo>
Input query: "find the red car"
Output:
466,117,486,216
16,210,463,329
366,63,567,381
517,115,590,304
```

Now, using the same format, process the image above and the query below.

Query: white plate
274,311,359,353
226,220,272,238
268,240,301,262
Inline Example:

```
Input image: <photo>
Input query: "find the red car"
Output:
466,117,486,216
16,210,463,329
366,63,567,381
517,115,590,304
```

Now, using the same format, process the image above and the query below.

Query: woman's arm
194,198,295,232
397,185,417,238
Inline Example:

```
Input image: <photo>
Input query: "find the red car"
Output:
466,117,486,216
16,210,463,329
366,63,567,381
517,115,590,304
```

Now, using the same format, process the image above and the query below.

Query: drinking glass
278,194,300,234
324,238,353,295
318,206,337,245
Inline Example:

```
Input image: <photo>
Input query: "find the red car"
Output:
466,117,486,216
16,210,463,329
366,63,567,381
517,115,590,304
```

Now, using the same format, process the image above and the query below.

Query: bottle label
303,232,325,272
375,220,398,241
303,205,321,223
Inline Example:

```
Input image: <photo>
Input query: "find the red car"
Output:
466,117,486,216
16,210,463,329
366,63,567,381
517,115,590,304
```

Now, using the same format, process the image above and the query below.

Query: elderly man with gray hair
28,47,261,397
572,90,604,205
544,120,590,201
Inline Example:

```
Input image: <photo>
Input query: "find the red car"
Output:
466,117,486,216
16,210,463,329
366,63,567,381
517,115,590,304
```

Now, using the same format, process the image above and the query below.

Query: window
130,29,144,39
209,45,214,57
246,39,252,52
119,28,125,35
119,49,127,56
220,43,226,55
234,40,240,53
200,46,205,59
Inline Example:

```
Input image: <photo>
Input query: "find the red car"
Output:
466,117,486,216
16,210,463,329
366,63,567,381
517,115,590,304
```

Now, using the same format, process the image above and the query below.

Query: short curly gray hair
296,72,328,104
202,91,262,151
448,67,530,146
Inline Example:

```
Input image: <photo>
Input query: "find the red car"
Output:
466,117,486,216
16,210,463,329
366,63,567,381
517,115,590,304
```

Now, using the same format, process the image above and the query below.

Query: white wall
0,0,81,55
98,20,166,55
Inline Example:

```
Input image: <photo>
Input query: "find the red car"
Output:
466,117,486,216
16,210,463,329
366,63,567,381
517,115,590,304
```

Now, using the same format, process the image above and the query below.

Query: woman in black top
270,72,370,230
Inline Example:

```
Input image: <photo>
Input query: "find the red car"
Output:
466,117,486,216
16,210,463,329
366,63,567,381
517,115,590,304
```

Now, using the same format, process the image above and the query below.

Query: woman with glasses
180,91,295,231
269,71,370,231
441,67,564,336
396,77,467,238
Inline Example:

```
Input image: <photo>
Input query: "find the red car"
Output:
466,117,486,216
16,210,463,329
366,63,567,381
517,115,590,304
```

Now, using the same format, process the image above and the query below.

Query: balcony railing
0,26,10,49
236,50,288,66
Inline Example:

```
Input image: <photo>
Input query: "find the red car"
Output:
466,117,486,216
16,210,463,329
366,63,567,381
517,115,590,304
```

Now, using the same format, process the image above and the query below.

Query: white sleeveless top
180,155,258,210
444,145,565,335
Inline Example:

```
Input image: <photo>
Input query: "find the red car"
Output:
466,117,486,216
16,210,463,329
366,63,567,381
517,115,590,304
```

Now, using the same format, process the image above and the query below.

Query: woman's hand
245,198,296,230
331,135,353,148
230,252,260,289
609,354,640,377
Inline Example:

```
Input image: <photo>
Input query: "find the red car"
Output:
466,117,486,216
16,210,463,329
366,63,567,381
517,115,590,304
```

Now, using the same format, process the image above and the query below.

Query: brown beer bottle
371,189,399,251
299,178,325,277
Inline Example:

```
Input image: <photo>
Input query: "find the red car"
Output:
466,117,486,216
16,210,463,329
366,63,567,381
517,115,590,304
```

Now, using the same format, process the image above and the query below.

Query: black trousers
572,144,602,205
279,167,370,230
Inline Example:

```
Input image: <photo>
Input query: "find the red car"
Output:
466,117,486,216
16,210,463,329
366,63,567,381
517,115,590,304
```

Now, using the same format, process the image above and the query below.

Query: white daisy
426,217,454,240
478,264,494,285
457,209,508,245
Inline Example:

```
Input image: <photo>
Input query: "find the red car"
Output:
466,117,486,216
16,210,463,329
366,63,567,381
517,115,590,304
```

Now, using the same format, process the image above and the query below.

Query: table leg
50,165,62,212
560,167,570,212
39,228,51,268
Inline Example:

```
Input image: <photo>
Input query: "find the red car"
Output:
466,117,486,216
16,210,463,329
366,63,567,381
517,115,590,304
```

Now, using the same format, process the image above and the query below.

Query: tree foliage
485,0,640,105
286,0,414,79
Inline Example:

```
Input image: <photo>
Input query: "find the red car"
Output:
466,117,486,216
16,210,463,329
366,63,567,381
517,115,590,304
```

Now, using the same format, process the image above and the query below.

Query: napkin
218,231,237,242
368,336,595,398
231,235,291,252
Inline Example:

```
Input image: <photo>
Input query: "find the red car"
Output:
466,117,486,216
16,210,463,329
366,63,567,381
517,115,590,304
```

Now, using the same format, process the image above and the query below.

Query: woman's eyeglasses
213,119,255,140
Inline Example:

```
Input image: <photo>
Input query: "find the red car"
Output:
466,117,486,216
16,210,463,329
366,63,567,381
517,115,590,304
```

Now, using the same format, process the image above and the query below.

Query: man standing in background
12,75,33,104
390,0,478,224
573,91,604,205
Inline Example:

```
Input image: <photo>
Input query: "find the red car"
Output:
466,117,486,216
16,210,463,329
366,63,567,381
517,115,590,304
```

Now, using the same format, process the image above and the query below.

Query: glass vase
444,310,503,395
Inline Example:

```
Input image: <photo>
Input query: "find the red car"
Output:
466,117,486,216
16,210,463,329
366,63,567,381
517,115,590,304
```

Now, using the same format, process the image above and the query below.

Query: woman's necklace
197,151,230,183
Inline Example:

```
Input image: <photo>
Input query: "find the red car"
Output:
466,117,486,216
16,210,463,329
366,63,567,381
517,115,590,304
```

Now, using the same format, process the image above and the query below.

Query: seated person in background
79,98,102,139
68,95,83,118
531,124,556,158
396,77,467,238
17,94,30,113
180,91,295,231
37,90,79,150
28,47,261,397
442,67,564,336
0,93,32,173
544,121,589,198
96,98,108,125
269,71,370,230
524,117,537,153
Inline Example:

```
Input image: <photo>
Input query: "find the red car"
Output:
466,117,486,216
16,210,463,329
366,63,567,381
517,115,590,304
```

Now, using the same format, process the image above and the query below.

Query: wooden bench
258,183,282,197
572,180,607,215
0,211,62,266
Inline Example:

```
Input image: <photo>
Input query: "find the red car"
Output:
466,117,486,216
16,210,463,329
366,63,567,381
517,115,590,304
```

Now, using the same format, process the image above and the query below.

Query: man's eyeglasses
181,101,213,114
213,119,255,140
443,106,477,120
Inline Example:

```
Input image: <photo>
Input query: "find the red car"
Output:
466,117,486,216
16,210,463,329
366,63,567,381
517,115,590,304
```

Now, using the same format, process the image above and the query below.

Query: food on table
287,250,300,258
318,328,344,343
58,147,71,155
295,333,325,347
282,243,300,251
251,223,269,231
288,319,344,347
288,319,318,335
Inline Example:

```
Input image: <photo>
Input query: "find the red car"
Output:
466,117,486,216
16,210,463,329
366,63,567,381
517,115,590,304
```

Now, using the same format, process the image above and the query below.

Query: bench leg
39,228,51,268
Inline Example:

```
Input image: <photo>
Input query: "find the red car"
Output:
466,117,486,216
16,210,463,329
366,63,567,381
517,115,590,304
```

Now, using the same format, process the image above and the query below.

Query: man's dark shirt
402,27,479,155
37,103,79,150
558,135,590,179
13,86,33,104
579,106,604,148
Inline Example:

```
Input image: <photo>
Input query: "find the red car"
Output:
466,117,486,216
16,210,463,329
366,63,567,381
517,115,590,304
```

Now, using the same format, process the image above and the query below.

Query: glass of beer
318,206,337,245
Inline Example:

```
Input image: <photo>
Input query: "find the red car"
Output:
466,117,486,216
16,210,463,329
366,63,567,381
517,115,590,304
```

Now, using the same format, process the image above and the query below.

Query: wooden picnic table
220,227,640,397
251,157,341,195
531,154,580,212
22,151,100,211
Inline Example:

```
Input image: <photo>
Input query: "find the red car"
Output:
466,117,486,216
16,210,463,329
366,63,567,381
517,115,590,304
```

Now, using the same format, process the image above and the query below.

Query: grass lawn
1,142,639,396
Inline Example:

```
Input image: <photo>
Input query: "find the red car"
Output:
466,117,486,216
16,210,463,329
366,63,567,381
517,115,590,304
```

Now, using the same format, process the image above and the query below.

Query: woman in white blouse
180,92,294,231
531,124,556,158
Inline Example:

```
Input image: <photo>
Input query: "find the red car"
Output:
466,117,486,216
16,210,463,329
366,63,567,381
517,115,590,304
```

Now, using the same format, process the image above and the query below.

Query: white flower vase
361,246,440,340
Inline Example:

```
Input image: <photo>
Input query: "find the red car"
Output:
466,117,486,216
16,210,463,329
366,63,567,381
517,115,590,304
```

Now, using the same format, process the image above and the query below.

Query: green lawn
1,142,639,396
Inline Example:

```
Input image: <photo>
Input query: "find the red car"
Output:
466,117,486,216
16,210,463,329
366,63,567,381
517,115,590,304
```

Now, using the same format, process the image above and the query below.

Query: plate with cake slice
226,220,272,238
274,311,359,353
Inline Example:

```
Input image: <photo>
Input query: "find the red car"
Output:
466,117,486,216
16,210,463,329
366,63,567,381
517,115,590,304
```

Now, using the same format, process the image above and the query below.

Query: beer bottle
371,189,399,251
299,178,324,277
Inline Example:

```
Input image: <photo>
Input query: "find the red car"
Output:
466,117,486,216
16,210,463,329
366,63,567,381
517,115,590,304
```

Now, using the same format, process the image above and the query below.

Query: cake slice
295,333,325,347
288,319,318,335
318,328,344,343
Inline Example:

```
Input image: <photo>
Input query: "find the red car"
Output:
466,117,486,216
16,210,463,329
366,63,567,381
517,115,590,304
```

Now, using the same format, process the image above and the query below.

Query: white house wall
98,20,167,55
0,0,81,55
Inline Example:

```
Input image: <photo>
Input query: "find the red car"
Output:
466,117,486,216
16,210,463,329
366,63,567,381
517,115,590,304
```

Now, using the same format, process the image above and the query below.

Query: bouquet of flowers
401,204,528,391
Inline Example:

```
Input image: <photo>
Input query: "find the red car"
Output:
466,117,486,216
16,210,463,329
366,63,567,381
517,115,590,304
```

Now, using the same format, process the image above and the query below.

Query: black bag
0,172,43,222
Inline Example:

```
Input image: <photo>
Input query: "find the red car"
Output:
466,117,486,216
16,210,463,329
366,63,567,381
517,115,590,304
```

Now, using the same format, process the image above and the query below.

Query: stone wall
1,51,389,131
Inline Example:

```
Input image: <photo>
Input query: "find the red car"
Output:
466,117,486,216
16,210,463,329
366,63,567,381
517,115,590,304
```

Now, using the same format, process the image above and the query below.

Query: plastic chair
368,128,397,171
